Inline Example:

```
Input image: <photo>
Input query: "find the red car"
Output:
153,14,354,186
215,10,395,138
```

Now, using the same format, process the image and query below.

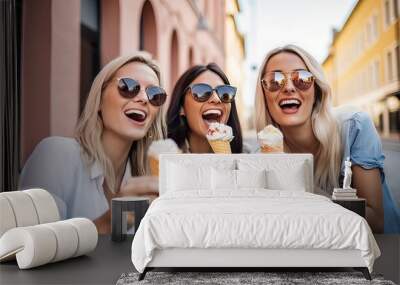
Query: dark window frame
79,0,101,115
0,0,22,192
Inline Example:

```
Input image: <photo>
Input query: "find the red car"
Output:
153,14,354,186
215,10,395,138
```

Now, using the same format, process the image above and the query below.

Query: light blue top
338,111,400,233
19,137,132,220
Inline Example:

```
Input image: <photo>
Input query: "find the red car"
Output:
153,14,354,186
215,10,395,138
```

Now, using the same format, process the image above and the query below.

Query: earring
179,107,185,116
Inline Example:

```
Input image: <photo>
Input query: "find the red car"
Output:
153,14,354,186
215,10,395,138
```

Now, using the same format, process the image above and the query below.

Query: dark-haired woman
167,63,244,153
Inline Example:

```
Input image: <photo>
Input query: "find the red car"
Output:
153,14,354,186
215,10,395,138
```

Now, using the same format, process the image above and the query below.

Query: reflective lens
261,70,314,92
292,70,314,91
262,72,286,92
117,78,166,107
190,83,213,102
146,86,167,106
189,83,236,103
118,78,140,98
215,85,237,103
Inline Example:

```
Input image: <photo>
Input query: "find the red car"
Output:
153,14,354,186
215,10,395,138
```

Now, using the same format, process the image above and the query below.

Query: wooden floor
373,235,400,284
0,235,398,284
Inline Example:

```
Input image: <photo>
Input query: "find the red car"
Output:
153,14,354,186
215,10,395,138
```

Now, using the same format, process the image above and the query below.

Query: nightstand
332,198,366,218
111,197,150,242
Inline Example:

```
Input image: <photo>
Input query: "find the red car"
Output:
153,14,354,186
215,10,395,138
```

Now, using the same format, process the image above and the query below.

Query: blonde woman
255,44,400,233
20,53,167,233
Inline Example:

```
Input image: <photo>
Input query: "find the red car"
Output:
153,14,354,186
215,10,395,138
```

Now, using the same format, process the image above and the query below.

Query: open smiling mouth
124,109,147,123
279,99,302,114
202,109,223,125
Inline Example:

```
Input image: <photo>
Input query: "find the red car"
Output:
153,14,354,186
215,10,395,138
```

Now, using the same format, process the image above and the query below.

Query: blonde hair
255,44,342,193
76,52,167,193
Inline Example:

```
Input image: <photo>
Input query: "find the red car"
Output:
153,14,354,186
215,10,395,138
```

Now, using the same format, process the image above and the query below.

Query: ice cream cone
206,122,234,154
260,144,283,153
147,139,180,176
257,125,284,154
149,156,159,176
209,140,231,154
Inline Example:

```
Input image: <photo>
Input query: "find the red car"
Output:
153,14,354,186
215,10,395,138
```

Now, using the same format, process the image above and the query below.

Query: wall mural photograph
0,0,399,284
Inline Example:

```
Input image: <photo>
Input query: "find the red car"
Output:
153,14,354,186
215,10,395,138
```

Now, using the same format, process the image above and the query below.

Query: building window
387,51,394,81
170,30,179,91
384,0,395,27
366,21,372,45
1,0,22,191
372,14,379,40
368,63,373,90
360,73,363,94
396,45,400,80
374,60,380,88
139,0,158,58
385,0,391,25
378,113,384,132
358,33,364,55
80,0,100,114
389,110,400,132
398,0,400,17
387,95,400,134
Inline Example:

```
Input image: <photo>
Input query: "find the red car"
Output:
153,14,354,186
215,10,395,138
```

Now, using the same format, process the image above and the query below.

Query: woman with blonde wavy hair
255,44,399,233
20,53,167,233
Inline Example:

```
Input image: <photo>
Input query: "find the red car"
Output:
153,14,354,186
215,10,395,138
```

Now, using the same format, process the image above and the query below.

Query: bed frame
138,248,371,280
138,154,372,281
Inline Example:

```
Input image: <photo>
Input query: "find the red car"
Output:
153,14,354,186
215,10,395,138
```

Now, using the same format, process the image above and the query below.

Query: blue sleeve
19,137,79,219
346,112,385,170
341,112,400,233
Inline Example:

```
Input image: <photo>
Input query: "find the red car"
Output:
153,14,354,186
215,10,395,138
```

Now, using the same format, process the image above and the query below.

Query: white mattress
131,190,380,273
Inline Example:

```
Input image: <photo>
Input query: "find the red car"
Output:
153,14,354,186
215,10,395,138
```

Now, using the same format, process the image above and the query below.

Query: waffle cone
209,140,231,154
149,156,159,176
260,144,283,153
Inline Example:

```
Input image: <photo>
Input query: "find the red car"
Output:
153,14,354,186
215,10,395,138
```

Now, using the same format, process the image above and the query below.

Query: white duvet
131,190,380,273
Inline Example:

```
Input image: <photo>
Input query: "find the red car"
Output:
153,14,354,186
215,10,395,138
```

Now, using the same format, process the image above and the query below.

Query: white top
19,137,132,220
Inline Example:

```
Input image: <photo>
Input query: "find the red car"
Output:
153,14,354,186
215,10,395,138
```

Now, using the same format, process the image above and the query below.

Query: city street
383,139,400,207
243,132,400,207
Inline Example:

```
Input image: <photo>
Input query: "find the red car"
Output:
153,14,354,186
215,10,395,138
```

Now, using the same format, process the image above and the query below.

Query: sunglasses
185,83,237,103
261,70,314,92
116,77,167,107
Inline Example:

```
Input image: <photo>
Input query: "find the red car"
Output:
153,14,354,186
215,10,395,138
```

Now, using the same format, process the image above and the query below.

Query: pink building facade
21,0,226,163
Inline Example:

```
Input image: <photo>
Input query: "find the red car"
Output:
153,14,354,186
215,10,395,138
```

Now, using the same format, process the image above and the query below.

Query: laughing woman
254,44,400,233
167,63,243,153
20,53,167,233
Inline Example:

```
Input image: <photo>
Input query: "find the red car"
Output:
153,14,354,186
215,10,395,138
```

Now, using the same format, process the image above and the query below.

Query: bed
131,154,380,280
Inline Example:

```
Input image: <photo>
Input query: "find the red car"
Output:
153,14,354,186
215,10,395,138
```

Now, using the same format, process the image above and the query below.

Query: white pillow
211,169,268,190
237,159,308,191
211,168,236,190
236,169,267,189
266,168,306,191
167,163,211,191
166,159,236,192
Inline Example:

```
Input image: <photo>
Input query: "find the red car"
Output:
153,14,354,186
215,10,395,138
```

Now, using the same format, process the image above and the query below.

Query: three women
20,46,399,233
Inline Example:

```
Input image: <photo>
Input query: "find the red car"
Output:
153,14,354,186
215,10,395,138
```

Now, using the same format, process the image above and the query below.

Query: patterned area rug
117,271,396,285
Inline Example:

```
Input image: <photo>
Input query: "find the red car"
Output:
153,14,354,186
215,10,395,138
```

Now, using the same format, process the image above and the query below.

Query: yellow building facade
224,0,247,129
323,0,400,138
